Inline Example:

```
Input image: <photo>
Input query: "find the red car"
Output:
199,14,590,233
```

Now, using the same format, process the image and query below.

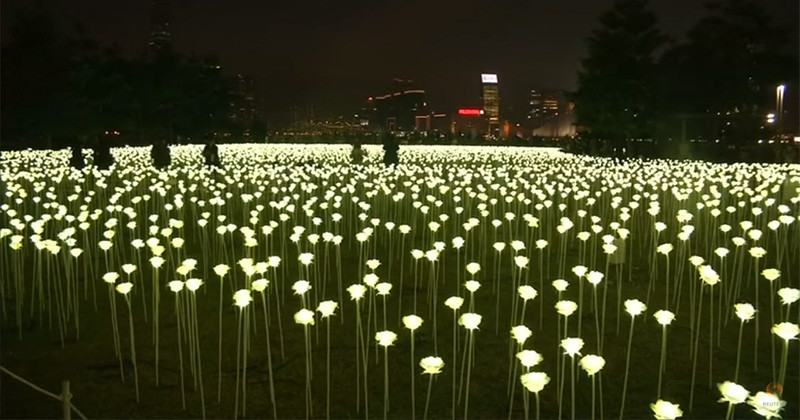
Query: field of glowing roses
1,143,799,420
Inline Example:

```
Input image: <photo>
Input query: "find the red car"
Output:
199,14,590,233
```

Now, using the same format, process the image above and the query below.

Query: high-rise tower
481,74,500,136
148,0,172,53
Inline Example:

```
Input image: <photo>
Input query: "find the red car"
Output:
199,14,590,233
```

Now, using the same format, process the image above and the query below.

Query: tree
658,0,796,143
573,0,665,152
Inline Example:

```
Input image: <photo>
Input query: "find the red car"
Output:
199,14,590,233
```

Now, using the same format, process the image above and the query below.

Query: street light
776,84,785,133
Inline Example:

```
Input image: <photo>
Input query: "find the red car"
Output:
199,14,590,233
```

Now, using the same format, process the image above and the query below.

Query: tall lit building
148,0,172,53
527,89,560,128
230,74,258,125
481,74,500,136
372,78,428,132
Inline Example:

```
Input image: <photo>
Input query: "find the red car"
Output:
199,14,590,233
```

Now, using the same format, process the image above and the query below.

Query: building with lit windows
148,0,172,54
371,78,428,132
527,89,560,128
481,74,500,136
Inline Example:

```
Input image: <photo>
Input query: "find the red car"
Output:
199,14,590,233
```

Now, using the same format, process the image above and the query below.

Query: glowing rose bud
99,240,113,251
399,225,411,234
762,269,781,282
366,259,381,270
772,322,800,341
717,381,749,405
103,272,120,284
511,325,532,345
556,300,577,317
185,278,203,291
317,300,339,318
493,242,506,252
714,247,730,258
518,285,537,301
115,282,133,295
699,265,720,286
292,280,311,295
425,249,439,262
688,256,705,267
363,273,379,287
375,330,397,347
411,249,424,260
577,231,591,242
514,255,529,268
624,299,646,316
419,356,444,375
572,265,588,278
168,280,184,293
749,247,766,259
535,240,548,249
651,399,683,419
561,337,584,357
586,271,604,285
459,313,482,330
520,372,550,393
403,315,423,330
268,256,281,267
654,222,667,232
347,284,367,300
376,282,392,296
298,253,314,265
176,265,192,277
452,237,465,249
464,280,481,293
778,288,800,305
517,350,543,368
657,244,673,255
445,296,464,310
171,237,184,248
734,303,756,322
118,264,137,276
251,278,269,292
70,248,83,258
747,392,784,419
465,262,481,275
579,354,605,376
294,308,315,325
552,279,569,292
654,310,675,325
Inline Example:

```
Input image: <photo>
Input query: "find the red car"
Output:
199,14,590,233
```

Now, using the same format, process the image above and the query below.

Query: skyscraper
527,89,560,128
481,74,500,136
148,0,172,53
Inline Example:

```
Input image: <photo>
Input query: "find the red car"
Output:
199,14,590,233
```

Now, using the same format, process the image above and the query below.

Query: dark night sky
2,0,797,122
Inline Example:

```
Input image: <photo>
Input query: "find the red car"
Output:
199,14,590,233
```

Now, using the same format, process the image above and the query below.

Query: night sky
2,0,797,122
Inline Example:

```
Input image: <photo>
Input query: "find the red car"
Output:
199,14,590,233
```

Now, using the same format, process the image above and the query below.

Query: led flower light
555,300,577,316
579,354,605,376
294,308,315,325
520,371,550,393
366,259,381,270
168,280,184,293
651,400,683,419
115,282,133,295
420,356,444,374
517,350,543,369
403,315,423,330
511,325,532,345
363,273,379,287
317,300,338,318
103,272,120,284
465,262,480,276
553,279,569,292
293,280,311,295
735,303,756,321
233,289,253,308
121,264,137,275
624,299,646,316
762,269,781,281
518,285,538,301
251,278,268,292
376,282,392,296
347,284,367,300
747,392,785,419
459,313,482,330
464,280,481,293
778,287,800,306
445,296,464,310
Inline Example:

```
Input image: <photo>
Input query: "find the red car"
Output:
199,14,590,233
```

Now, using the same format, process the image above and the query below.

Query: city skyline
2,0,797,124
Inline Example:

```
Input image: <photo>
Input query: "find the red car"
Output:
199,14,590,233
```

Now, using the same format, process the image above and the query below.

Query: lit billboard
458,109,484,116
481,74,498,84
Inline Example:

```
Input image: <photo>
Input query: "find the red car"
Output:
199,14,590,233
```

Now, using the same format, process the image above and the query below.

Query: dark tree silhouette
573,0,666,154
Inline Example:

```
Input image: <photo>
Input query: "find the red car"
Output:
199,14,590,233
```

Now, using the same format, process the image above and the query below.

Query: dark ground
2,236,797,420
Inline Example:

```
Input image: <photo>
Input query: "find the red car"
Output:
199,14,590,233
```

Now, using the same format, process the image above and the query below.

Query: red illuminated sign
458,109,483,116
